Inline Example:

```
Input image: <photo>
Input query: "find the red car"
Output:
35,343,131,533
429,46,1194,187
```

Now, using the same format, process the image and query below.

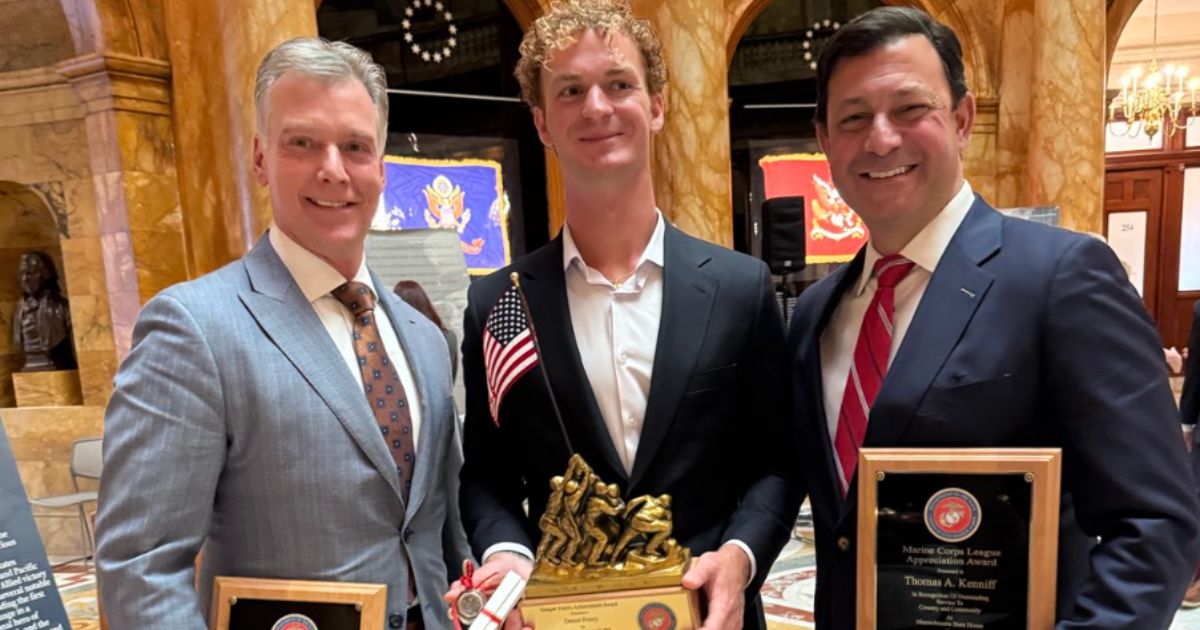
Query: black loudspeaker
761,196,806,275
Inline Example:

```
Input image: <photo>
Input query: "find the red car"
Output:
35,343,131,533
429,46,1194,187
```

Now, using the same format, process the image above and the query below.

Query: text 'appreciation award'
857,448,1061,630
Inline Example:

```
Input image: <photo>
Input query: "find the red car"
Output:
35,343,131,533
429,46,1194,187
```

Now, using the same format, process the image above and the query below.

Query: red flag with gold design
758,153,868,264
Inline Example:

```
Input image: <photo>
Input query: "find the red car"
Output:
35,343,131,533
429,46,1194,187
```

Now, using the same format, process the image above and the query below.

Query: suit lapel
801,253,865,522
238,239,406,503
372,270,442,519
628,226,716,491
519,239,627,480
864,199,1001,448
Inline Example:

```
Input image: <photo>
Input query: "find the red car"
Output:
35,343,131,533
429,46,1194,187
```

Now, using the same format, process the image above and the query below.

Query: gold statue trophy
519,454,701,629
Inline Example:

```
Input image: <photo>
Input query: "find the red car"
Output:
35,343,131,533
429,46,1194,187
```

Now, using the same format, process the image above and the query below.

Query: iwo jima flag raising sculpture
476,273,700,629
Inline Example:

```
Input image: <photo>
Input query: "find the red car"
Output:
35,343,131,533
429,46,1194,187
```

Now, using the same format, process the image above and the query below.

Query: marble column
638,0,732,247
57,52,187,400
163,0,318,276
991,0,1105,232
1023,0,1105,233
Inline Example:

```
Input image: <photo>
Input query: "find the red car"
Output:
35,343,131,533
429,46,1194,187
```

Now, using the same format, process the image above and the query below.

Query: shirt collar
853,181,975,296
268,226,375,303
562,210,666,279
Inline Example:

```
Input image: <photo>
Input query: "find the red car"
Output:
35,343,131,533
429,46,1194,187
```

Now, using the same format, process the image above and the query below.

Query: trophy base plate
519,584,700,630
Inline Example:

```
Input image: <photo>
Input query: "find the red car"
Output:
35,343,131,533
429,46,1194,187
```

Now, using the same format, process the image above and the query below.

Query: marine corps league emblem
924,488,982,543
810,174,866,242
271,613,319,630
637,602,677,630
422,174,485,255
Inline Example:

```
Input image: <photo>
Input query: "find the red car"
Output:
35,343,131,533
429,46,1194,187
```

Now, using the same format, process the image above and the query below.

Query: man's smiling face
816,34,974,235
253,71,385,268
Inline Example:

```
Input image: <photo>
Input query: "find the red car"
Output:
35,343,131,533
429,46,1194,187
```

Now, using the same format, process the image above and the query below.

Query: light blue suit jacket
96,236,471,629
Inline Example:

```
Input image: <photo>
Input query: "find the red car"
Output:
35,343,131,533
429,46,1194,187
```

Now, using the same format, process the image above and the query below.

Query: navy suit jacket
787,197,1200,629
1182,300,1200,427
459,223,802,630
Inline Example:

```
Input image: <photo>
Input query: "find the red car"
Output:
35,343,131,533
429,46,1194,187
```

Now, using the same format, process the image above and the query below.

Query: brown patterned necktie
331,281,416,501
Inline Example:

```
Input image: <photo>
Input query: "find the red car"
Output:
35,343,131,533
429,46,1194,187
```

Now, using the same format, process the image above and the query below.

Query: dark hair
393,280,445,329
814,6,967,126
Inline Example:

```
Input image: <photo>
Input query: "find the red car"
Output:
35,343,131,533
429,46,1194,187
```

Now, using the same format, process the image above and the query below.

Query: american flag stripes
483,284,538,425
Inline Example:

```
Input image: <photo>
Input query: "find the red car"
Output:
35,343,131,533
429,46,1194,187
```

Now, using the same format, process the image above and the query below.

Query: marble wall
638,0,734,247
0,68,120,407
1,406,104,558
164,0,319,277
0,0,195,410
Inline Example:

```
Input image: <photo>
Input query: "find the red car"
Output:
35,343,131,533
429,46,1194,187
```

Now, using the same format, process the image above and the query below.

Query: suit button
389,611,404,628
837,536,851,552
404,528,413,543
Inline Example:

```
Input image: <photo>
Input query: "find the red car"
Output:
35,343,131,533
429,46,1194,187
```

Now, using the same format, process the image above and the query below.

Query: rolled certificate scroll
469,571,528,630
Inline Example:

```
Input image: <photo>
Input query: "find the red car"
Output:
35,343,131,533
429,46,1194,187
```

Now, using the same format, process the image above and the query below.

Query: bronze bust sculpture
13,251,75,372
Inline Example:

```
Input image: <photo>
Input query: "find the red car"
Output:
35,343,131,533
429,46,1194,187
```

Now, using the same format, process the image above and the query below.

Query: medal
451,559,485,628
455,588,485,625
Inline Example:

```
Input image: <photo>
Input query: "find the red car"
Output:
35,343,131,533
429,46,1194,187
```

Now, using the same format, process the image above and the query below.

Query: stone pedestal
12,370,83,407
0,406,104,558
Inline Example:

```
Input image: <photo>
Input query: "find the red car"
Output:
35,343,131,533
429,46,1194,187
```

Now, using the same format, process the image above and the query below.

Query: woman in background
394,280,458,383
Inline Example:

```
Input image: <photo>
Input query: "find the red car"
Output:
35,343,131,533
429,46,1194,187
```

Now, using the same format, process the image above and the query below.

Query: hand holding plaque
518,454,701,629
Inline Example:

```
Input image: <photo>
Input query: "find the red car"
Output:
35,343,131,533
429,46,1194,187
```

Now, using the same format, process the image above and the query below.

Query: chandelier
1108,0,1199,139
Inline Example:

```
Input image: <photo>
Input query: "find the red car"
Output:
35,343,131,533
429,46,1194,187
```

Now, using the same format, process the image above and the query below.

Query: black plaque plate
874,472,1032,630
227,599,362,629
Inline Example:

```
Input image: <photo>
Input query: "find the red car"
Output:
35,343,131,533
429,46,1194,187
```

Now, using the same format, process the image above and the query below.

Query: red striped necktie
834,254,915,496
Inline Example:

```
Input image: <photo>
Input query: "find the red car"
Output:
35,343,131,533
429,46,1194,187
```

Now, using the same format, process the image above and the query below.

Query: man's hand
682,545,751,630
443,551,534,629
1166,347,1184,374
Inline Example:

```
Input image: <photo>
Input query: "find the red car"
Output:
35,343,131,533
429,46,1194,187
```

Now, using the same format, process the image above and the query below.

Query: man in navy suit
444,1,800,628
1182,299,1200,607
1183,300,1200,440
787,7,1200,629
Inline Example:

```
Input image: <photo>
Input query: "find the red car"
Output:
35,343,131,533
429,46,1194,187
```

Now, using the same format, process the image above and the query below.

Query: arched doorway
1102,0,1200,348
0,182,65,407
726,0,880,267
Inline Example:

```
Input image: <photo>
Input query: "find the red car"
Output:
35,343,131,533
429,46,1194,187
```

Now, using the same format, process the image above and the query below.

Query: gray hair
254,37,389,151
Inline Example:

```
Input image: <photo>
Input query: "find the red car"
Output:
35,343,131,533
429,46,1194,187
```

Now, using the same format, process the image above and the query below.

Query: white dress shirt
485,212,758,584
563,213,665,475
819,182,975,443
269,227,422,449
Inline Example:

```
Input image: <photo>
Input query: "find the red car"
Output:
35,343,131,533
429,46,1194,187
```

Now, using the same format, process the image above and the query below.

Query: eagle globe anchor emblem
519,454,701,629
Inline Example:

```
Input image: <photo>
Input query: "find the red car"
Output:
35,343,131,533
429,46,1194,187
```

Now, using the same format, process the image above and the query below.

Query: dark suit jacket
787,197,1200,630
1182,300,1200,427
459,223,802,629
1182,300,1200,486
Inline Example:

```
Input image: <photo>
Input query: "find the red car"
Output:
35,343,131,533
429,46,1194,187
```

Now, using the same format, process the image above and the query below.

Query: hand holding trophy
519,454,701,629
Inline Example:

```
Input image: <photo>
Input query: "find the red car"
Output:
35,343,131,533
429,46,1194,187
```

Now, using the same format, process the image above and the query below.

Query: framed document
209,577,387,630
857,448,1061,630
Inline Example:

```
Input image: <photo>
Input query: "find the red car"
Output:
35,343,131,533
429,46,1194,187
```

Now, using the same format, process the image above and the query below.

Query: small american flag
483,284,538,425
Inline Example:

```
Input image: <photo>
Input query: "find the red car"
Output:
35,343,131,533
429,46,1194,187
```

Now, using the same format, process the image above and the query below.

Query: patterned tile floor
51,563,100,630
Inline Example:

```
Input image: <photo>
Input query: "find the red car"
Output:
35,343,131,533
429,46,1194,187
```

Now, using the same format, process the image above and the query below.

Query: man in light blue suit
95,38,470,630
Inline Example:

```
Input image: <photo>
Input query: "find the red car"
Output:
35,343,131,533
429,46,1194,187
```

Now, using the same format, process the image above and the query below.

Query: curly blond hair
514,0,668,108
